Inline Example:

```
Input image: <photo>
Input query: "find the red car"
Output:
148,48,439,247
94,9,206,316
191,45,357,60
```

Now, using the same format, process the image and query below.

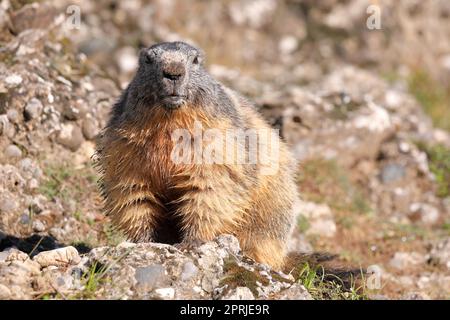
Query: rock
380,163,406,184
180,261,198,281
389,252,426,270
2,248,29,262
32,219,46,232
0,197,17,213
287,235,313,253
409,203,440,225
4,74,23,88
81,117,99,140
19,213,30,224
56,123,84,151
28,178,39,190
33,246,81,267
402,292,431,300
278,36,298,55
115,47,138,74
10,3,57,34
429,238,450,269
0,284,12,299
154,287,175,300
222,287,255,300
18,158,42,179
134,264,168,290
215,234,241,255
228,0,277,28
6,109,19,123
24,98,43,120
0,115,6,135
73,141,96,166
277,283,313,300
62,105,82,121
294,200,337,238
4,144,22,159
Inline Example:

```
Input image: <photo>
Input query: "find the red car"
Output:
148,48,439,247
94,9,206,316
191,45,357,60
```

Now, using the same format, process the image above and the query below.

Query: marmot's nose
162,61,185,81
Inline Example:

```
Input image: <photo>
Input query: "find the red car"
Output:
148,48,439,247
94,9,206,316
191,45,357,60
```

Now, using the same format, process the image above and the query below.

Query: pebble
180,261,198,281
134,264,168,290
222,287,255,300
4,74,23,87
0,197,18,213
277,283,313,300
410,203,440,225
20,213,30,224
33,246,81,267
4,144,22,159
56,123,84,151
32,220,46,232
389,252,426,270
81,117,99,140
115,46,138,74
154,287,175,300
24,98,43,120
6,109,20,123
0,284,12,299
380,163,405,184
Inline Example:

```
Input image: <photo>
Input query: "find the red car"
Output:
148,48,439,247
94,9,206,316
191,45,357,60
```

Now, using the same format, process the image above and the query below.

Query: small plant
38,162,99,203
297,158,372,215
102,222,125,246
285,254,368,300
297,215,310,233
416,142,450,198
81,261,105,297
73,248,132,299
408,70,450,131
296,263,323,291
38,164,72,200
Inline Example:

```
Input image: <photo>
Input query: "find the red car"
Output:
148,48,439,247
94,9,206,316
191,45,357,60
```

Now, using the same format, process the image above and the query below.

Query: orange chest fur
106,107,229,199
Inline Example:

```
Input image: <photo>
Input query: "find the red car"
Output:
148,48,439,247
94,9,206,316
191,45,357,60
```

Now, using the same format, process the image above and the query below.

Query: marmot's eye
193,56,199,65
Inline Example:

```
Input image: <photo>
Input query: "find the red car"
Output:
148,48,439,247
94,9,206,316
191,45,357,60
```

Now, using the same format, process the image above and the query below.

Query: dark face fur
136,41,207,109
109,41,241,127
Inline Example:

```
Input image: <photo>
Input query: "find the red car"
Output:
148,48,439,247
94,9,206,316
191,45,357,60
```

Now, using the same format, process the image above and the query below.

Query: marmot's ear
198,48,206,65
191,48,205,66
138,48,149,64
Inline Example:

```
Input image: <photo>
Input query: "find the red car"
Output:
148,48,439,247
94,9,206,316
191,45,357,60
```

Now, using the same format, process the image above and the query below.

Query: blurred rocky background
0,0,449,300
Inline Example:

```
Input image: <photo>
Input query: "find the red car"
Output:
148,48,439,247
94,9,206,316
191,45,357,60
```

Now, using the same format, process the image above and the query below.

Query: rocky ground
0,0,449,299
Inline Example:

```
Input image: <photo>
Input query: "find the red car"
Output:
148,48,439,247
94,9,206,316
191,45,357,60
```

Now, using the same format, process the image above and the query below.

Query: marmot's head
135,41,208,109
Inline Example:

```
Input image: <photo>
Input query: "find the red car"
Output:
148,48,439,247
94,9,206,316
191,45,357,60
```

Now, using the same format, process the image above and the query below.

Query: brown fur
96,87,297,271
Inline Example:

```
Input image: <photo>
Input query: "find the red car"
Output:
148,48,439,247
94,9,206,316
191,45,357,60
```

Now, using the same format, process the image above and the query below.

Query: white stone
154,287,175,299
279,36,298,55
5,74,23,87
222,286,255,300
33,246,81,267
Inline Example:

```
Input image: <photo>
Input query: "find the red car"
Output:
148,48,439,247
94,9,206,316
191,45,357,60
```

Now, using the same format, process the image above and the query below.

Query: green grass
442,220,450,236
38,162,99,202
81,261,106,298
291,262,368,300
102,222,126,246
297,158,372,216
383,69,450,131
71,248,132,299
297,215,310,233
38,164,72,200
408,70,450,131
416,142,450,198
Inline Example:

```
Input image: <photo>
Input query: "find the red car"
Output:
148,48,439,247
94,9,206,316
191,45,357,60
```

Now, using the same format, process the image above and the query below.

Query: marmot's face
138,41,206,109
